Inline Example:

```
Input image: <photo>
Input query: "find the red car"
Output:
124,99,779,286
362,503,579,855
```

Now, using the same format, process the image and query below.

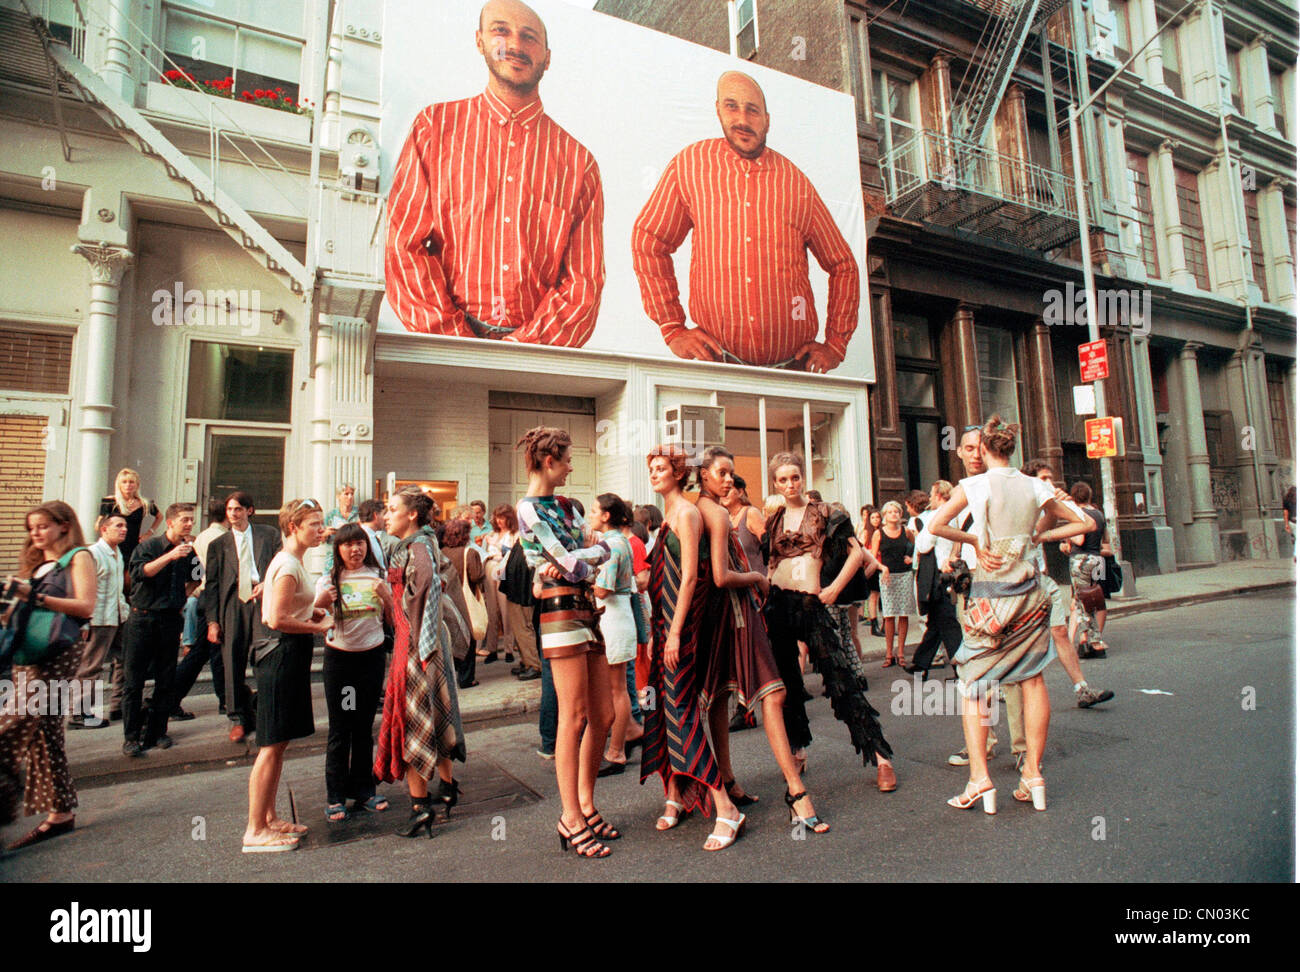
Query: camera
939,561,973,600
0,578,26,626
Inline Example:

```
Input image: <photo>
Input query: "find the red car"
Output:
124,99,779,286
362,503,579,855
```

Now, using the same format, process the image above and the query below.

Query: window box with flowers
144,71,314,143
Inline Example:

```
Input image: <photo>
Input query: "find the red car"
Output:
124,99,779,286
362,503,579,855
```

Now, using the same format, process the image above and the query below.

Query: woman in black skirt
242,498,332,853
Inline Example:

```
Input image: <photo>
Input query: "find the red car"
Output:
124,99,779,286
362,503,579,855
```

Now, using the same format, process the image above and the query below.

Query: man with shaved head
386,0,604,347
631,70,860,374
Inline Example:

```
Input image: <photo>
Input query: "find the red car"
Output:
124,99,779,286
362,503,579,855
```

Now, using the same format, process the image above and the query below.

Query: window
0,327,72,395
1174,167,1210,290
1126,152,1160,277
873,70,920,192
162,0,305,104
1243,189,1269,301
1270,69,1288,137
1226,44,1244,114
186,342,292,423
1287,202,1297,262
1160,26,1183,98
1111,0,1133,60
975,325,1023,466
731,0,758,60
1266,361,1291,459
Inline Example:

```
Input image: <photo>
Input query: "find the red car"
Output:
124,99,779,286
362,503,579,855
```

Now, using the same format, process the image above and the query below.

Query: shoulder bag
12,547,90,667
461,547,489,641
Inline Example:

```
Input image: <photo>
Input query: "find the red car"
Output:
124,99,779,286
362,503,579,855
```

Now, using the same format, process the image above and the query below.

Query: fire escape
881,0,1100,252
6,0,383,336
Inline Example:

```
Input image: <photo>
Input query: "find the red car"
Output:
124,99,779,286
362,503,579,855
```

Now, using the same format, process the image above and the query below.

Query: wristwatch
34,591,47,607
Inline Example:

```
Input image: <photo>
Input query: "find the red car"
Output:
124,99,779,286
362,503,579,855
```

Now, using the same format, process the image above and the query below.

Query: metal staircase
953,0,1042,146
20,8,309,298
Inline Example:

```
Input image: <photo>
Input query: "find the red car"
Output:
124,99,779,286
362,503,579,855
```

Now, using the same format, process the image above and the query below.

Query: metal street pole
1067,103,1129,593
1059,0,1197,596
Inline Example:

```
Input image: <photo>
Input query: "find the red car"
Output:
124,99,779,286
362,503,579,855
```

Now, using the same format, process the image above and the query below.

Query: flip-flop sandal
269,820,308,836
355,795,390,813
326,803,348,822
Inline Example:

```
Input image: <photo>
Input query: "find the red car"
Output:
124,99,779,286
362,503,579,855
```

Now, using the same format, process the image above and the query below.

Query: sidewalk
60,559,1293,787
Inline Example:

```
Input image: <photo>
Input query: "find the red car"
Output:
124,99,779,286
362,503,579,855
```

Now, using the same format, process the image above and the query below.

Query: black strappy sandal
724,778,759,807
584,810,621,841
557,819,611,858
785,789,830,834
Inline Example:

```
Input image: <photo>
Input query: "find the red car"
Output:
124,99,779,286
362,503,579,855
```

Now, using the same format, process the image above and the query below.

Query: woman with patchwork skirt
929,417,1091,815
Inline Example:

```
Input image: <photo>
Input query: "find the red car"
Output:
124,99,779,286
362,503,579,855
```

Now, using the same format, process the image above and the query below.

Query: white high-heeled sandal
1013,775,1047,811
947,778,997,814
656,799,689,830
703,812,746,851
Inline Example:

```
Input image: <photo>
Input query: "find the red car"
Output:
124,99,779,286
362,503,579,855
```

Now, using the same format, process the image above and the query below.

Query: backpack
502,541,535,607
11,547,89,667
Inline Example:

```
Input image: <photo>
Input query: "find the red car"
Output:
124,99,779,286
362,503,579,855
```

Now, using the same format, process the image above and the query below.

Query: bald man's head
716,70,770,159
477,0,551,95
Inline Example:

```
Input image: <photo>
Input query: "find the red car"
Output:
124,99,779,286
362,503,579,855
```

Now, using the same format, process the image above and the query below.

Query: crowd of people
0,417,1119,855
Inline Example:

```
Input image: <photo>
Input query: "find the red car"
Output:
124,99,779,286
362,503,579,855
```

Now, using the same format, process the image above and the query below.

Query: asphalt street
1,590,1293,882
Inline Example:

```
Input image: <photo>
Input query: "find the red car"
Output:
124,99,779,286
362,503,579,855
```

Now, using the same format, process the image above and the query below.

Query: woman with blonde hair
97,468,161,573
929,417,1090,814
0,501,96,850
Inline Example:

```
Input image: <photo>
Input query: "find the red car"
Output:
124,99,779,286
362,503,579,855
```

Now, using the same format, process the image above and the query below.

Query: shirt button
746,236,752,242
504,216,511,223
745,201,751,207
746,277,752,283
502,264,510,271
749,316,756,322
507,175,514,182
509,141,516,147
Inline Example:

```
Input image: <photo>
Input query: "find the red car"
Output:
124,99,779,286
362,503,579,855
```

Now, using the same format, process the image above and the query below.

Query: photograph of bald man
385,0,605,347
631,71,860,374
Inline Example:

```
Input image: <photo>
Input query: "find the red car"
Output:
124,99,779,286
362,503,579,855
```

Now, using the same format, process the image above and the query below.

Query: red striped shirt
385,88,604,346
632,138,859,368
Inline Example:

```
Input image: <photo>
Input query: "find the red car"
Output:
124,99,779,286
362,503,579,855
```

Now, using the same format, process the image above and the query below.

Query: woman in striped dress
640,445,745,852
515,427,616,859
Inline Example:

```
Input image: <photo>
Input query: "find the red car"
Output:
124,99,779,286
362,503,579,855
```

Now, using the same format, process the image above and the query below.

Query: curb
1104,580,1294,620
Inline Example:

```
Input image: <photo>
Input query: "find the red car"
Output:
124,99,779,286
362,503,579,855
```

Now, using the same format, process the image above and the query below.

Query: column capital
72,242,134,286
1181,340,1203,357
953,301,978,319
1159,137,1179,154
929,52,950,70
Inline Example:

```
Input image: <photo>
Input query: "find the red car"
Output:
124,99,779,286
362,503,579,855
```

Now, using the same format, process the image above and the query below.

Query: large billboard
378,0,874,380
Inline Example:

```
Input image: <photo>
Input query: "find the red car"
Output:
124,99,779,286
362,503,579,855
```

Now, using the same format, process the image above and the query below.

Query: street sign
1085,416,1124,459
1072,384,1097,415
1079,339,1109,382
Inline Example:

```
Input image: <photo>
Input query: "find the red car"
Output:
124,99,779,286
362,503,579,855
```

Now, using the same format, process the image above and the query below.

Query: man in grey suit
359,499,396,569
202,491,281,743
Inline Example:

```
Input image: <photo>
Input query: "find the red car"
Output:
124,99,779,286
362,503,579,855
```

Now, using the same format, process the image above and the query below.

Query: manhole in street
292,756,543,849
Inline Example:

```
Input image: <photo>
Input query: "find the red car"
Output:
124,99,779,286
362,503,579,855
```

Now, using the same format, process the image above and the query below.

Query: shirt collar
719,137,769,170
482,87,545,127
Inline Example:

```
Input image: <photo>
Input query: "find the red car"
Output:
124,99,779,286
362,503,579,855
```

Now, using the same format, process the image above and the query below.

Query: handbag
12,547,88,666
461,547,489,641
1076,582,1107,615
1101,555,1123,596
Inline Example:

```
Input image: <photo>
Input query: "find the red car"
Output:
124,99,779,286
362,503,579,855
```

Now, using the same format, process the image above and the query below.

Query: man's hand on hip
665,327,723,362
795,341,838,375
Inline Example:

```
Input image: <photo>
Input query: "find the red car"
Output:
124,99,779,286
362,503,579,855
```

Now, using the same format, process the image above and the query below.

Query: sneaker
1076,687,1115,708
122,741,145,758
517,667,541,681
536,748,555,760
170,707,197,721
947,749,970,766
141,735,173,752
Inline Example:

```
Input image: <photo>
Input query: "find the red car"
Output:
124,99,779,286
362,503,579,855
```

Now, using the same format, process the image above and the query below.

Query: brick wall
0,414,49,570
